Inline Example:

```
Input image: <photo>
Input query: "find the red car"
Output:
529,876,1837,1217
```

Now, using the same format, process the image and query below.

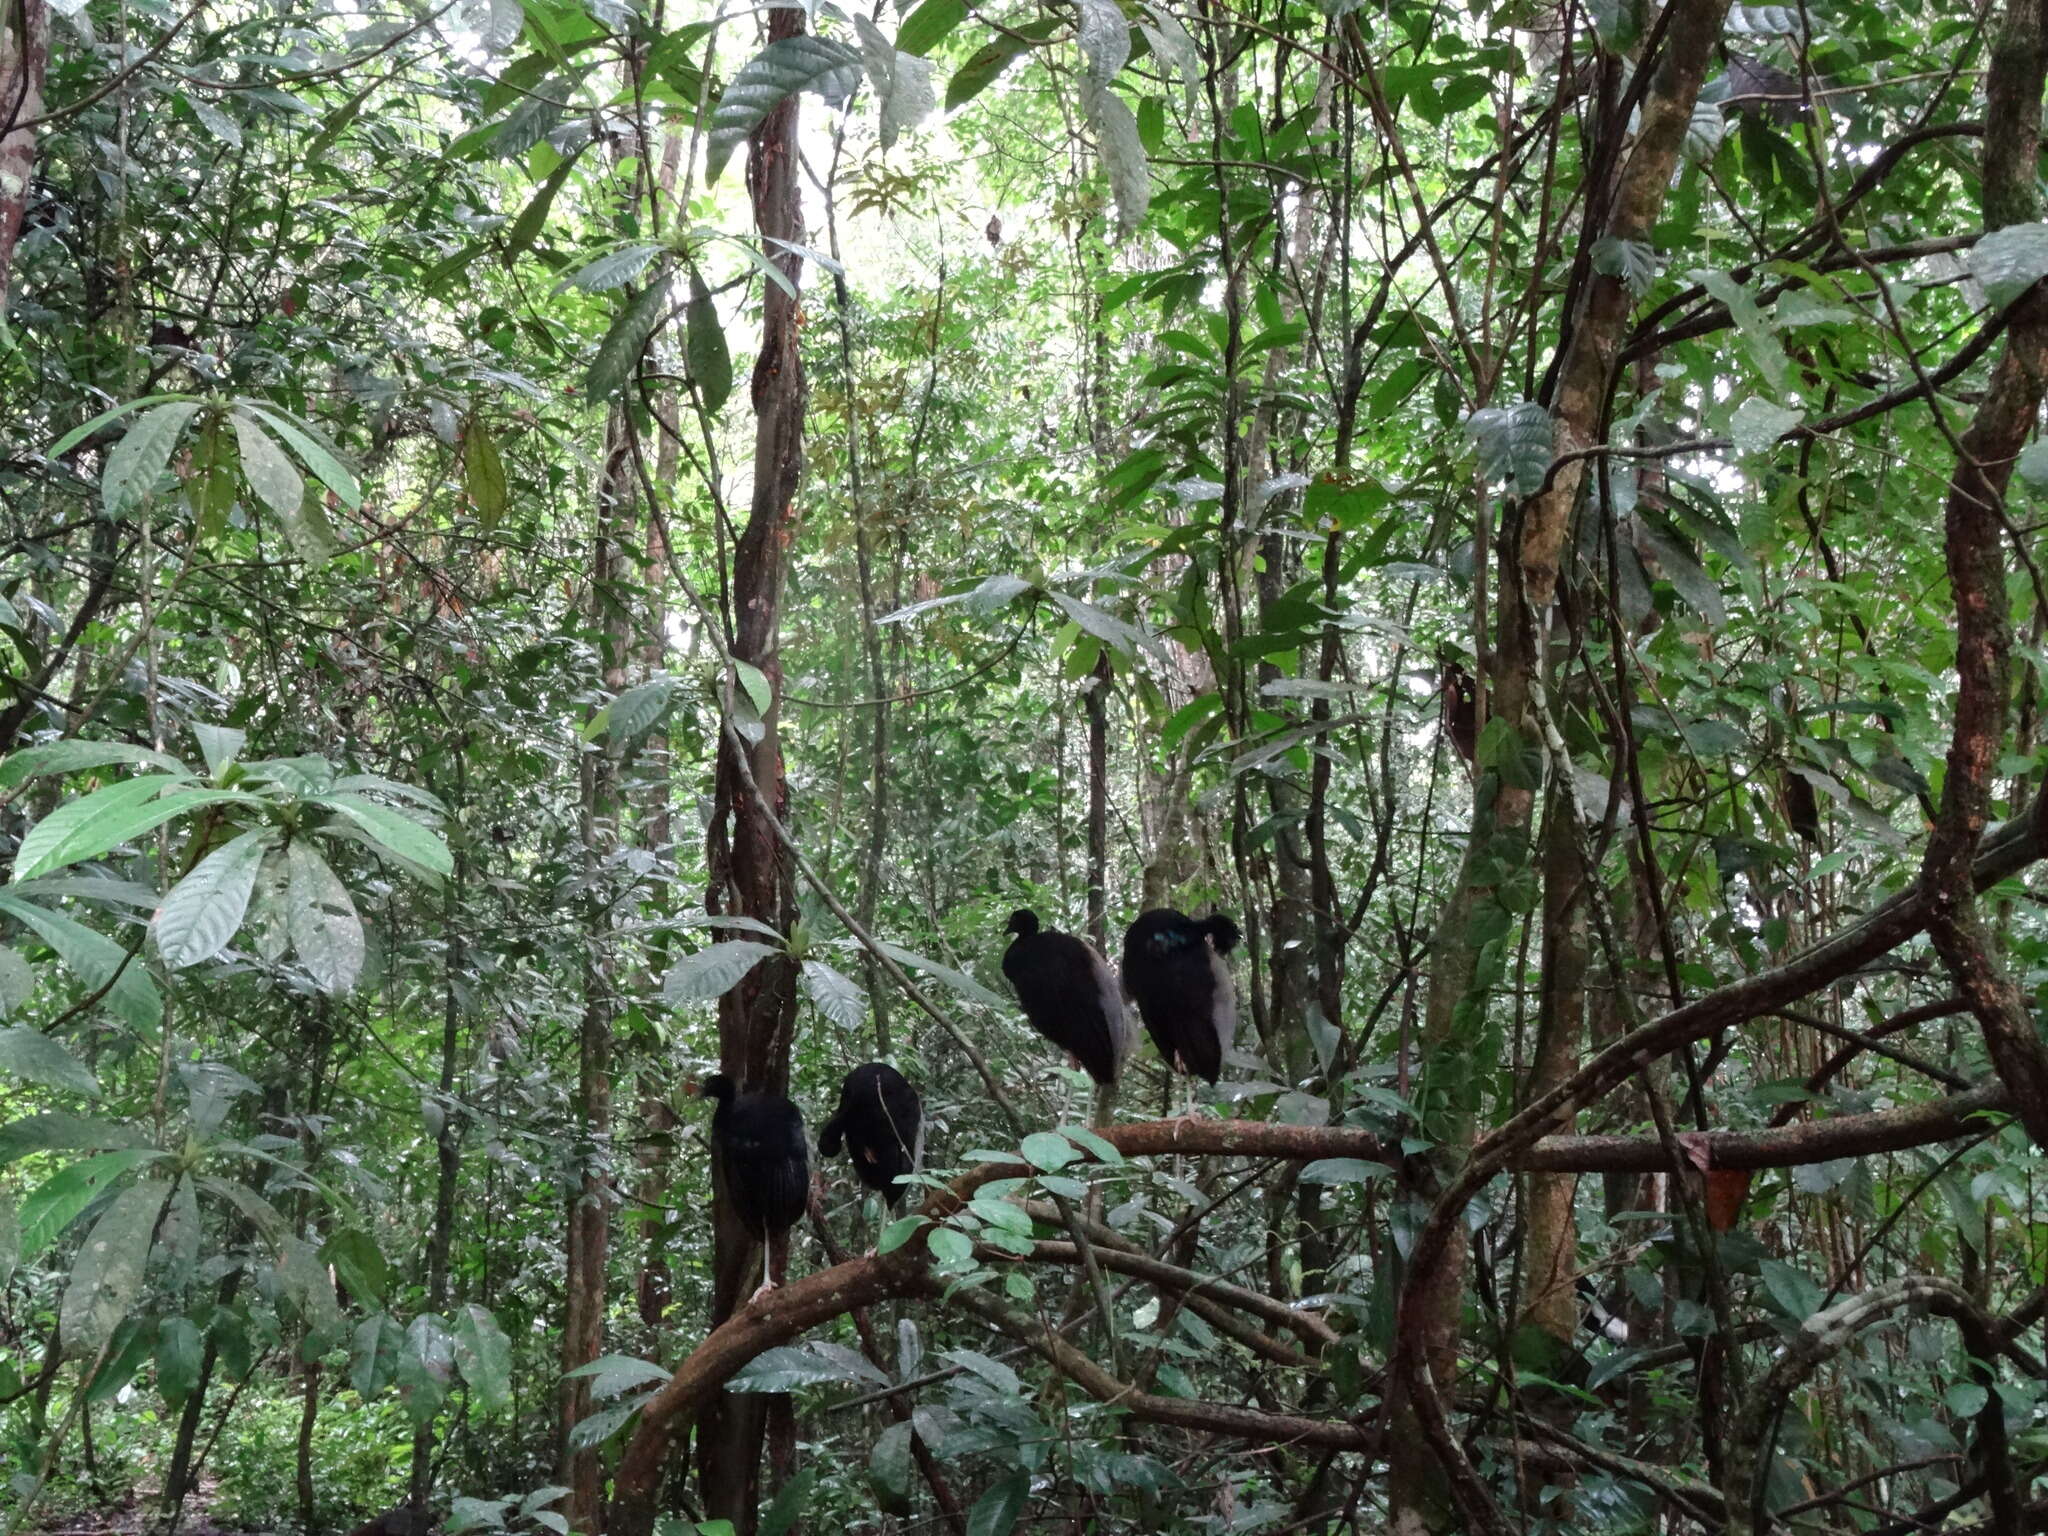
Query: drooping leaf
0,894,162,1033
284,841,366,994
0,1113,145,1165
352,1313,405,1397
1084,81,1151,238
560,243,664,293
1300,1157,1390,1184
897,0,964,56
453,1303,514,1413
14,776,254,882
231,410,306,518
1047,591,1148,659
759,1467,815,1536
871,940,1011,1010
463,418,510,527
686,270,734,414
156,1316,204,1407
662,940,780,1003
1074,0,1129,83
854,16,936,150
313,794,452,877
586,282,670,403
0,1025,101,1098
705,37,865,183
965,1472,1030,1536
236,403,362,510
0,740,184,788
800,960,867,1031
869,1420,914,1515
61,1179,168,1353
1974,223,2048,309
726,1344,884,1393
101,402,203,516
0,948,29,1016
1464,401,1554,496
566,1354,672,1399
153,828,276,969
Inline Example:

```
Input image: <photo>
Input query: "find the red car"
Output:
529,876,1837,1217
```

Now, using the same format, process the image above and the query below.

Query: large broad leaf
0,1113,145,1165
1464,401,1554,496
197,1174,290,1250
897,0,964,56
237,403,362,511
231,410,305,518
662,940,780,1003
871,940,1010,1010
565,1353,671,1400
559,243,663,294
0,1025,101,1098
352,1313,405,1397
869,1420,914,1515
284,841,366,994
854,16,935,150
1083,81,1149,238
12,773,185,881
463,418,510,528
1974,222,2048,309
1074,0,1129,82
0,740,183,789
966,1472,1030,1536
157,1316,205,1407
17,781,260,880
945,18,1057,109
586,282,670,404
62,1179,168,1354
0,894,163,1032
800,960,866,1031
1047,591,1149,659
398,1313,455,1427
20,1149,164,1261
686,272,733,415
453,1303,513,1413
312,794,452,877
705,37,864,183
153,827,277,968
727,1345,886,1393
102,402,202,516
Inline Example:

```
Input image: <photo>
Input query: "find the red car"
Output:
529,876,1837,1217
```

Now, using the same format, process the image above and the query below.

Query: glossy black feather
1120,907,1239,1085
1001,909,1127,1085
700,1074,809,1242
817,1062,923,1207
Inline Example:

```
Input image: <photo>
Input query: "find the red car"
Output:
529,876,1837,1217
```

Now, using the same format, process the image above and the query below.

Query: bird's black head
695,1073,735,1105
1006,909,1040,937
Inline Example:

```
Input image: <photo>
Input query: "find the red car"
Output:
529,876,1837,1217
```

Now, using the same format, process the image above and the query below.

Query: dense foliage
4,0,2048,1531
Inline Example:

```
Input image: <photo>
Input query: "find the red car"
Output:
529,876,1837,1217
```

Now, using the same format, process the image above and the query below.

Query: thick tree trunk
696,9,809,1528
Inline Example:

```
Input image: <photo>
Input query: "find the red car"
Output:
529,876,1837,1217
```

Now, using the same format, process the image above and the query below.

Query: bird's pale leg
749,1230,789,1304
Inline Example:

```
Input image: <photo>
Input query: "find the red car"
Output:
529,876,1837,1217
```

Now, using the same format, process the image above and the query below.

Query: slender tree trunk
562,419,633,1535
0,0,48,312
697,9,810,1527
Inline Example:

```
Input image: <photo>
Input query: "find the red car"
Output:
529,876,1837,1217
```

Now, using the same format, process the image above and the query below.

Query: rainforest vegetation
2,0,2046,1530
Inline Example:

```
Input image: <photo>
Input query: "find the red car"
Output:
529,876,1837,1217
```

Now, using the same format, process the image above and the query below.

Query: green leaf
504,151,580,259
46,395,193,459
726,1345,881,1393
868,1420,914,1515
705,37,864,184
20,1150,163,1261
759,1466,815,1536
0,947,27,1016
1020,1131,1078,1170
1299,1157,1389,1184
1046,591,1148,659
559,243,663,293
587,282,670,403
897,0,964,55
597,675,684,744
231,409,305,518
0,1113,145,1165
0,894,163,1032
313,794,452,877
800,960,866,1030
398,1313,455,1427
732,659,772,714
566,1353,671,1399
0,1025,101,1098
855,16,936,151
686,271,734,414
1973,222,2048,310
1759,1257,1823,1322
966,1472,1029,1536
453,1303,513,1413
197,1174,290,1250
153,828,276,969
322,1228,390,1305
284,841,365,994
13,773,218,881
236,403,362,511
101,402,203,516
941,1348,1021,1394
61,1179,167,1353
946,20,1058,109
156,1316,204,1407
872,940,1010,1010
0,740,184,789
926,1225,973,1264
878,1215,925,1254
463,418,510,528
1464,401,1553,495
352,1313,404,1397
663,940,780,1003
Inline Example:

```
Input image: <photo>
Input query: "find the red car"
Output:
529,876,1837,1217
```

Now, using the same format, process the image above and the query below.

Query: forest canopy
2,0,2046,1532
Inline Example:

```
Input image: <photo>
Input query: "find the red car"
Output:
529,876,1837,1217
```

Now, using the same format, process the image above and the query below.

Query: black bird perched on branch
818,1062,923,1210
694,1074,809,1303
1121,908,1241,1089
1001,909,1130,1088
